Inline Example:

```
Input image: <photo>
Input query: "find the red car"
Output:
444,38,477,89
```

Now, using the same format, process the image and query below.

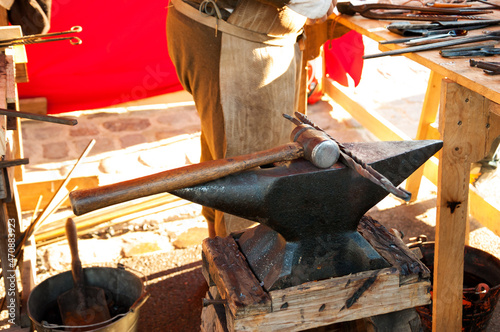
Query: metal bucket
409,241,500,332
27,266,149,331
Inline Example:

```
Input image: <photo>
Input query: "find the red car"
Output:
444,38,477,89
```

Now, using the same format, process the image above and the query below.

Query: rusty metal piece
293,112,412,201
173,140,442,290
202,298,227,307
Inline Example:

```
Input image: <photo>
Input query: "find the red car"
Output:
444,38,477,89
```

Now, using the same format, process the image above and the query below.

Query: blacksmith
167,0,336,237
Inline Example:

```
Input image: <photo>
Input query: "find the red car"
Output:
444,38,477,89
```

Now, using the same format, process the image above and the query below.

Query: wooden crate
200,216,431,331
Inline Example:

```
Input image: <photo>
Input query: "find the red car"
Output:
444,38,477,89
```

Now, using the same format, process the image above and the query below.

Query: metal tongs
0,26,82,48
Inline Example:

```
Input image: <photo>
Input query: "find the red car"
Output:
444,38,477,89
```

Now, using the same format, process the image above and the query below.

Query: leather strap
170,0,300,46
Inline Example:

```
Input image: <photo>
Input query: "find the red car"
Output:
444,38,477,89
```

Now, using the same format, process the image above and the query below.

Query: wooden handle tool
70,142,305,216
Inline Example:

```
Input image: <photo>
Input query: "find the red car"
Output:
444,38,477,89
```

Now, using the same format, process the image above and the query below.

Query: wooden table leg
405,71,442,201
433,79,495,331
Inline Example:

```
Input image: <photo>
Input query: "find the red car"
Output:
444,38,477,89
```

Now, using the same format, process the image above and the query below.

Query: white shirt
287,0,332,19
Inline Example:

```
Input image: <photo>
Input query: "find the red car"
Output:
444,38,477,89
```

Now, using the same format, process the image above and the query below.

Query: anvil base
238,224,390,291
200,216,431,331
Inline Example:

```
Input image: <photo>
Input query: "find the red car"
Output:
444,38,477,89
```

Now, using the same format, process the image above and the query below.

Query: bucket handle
117,262,150,290
130,292,151,312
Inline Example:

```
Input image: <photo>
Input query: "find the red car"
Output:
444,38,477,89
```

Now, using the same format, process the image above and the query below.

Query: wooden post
405,71,443,200
433,80,492,331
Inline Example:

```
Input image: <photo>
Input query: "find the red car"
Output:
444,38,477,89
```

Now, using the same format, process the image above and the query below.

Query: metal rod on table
364,30,500,59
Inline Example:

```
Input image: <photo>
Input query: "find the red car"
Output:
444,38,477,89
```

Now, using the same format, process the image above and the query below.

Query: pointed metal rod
292,112,412,201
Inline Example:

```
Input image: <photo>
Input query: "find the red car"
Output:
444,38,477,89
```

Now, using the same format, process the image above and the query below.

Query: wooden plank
405,71,442,201
19,97,47,116
202,236,271,318
16,176,99,211
469,186,500,237
358,216,430,285
434,80,492,332
229,268,430,331
0,53,7,157
5,52,16,107
35,192,190,245
323,77,410,141
201,286,229,332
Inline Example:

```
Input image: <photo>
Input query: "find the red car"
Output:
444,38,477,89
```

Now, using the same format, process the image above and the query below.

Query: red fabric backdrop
17,0,183,114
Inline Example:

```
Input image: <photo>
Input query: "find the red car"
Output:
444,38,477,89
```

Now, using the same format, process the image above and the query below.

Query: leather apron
219,0,306,235
168,0,305,236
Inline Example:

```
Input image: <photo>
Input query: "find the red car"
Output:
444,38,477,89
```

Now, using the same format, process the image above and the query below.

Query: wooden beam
433,80,493,332
323,78,410,141
16,176,99,211
202,236,271,319
18,97,47,116
405,71,442,201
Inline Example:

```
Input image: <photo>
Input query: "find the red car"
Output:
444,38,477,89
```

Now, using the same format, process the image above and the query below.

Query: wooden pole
433,80,492,331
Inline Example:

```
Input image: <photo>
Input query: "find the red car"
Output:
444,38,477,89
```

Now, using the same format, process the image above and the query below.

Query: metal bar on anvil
0,108,77,126
364,30,500,59
292,112,412,201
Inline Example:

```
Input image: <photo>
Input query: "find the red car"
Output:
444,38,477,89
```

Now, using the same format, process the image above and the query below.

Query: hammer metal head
172,140,442,290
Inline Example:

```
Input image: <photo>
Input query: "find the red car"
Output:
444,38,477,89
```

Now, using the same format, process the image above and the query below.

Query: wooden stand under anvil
200,216,430,331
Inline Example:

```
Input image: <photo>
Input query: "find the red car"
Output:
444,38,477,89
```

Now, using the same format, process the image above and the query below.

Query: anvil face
173,140,442,290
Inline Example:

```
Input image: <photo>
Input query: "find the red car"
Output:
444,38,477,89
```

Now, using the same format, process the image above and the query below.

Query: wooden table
303,12,500,332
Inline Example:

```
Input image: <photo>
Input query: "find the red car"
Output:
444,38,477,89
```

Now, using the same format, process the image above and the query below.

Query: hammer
69,123,340,216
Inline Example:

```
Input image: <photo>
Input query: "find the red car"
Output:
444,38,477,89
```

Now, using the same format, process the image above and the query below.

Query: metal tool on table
364,30,500,59
0,26,82,47
385,20,500,36
470,58,500,74
337,2,493,21
469,0,500,10
402,29,469,46
57,218,111,329
440,42,500,56
381,28,469,44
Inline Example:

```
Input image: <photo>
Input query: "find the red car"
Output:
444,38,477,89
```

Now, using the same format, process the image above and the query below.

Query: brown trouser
167,1,305,237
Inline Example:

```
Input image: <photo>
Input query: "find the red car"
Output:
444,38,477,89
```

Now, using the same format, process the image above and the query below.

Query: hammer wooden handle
70,142,304,216
66,218,83,286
